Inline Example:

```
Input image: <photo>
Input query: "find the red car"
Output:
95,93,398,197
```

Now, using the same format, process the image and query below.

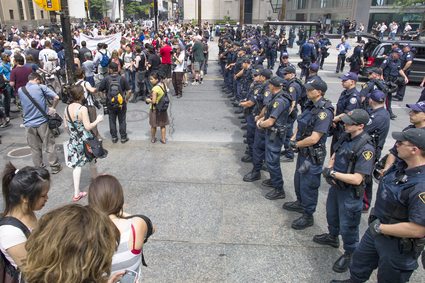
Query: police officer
240,67,263,163
331,128,425,283
266,34,278,70
363,89,390,212
318,34,331,70
282,78,334,230
349,40,365,75
280,66,302,162
256,76,292,200
330,72,362,155
394,44,414,101
359,68,388,110
276,52,295,78
243,69,273,183
381,101,425,175
381,50,409,120
305,63,322,83
299,39,316,80
313,109,375,273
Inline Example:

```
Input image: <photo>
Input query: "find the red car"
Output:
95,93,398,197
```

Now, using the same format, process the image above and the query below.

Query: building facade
183,0,278,24
0,0,51,30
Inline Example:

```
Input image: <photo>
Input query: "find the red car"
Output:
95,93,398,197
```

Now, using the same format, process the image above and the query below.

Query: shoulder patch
419,192,425,204
318,112,327,120
350,97,357,104
273,101,279,108
289,86,295,93
254,89,259,95
361,83,368,89
264,91,270,97
362,150,373,161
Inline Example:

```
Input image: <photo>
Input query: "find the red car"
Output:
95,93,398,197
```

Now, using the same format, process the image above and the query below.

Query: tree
394,0,425,7
89,0,107,20
124,0,151,19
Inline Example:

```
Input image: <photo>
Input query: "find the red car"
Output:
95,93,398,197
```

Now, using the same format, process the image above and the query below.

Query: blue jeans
265,131,284,190
125,69,136,93
326,186,363,253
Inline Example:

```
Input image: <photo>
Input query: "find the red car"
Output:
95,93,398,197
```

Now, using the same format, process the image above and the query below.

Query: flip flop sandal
72,191,87,202
151,138,157,143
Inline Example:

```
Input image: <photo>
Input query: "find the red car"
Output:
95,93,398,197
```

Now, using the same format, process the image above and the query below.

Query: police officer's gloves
322,168,335,186
289,140,298,152
369,218,382,237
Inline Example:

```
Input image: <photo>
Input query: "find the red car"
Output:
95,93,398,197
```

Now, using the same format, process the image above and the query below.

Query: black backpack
107,76,124,110
0,217,30,283
155,84,169,112
0,75,6,91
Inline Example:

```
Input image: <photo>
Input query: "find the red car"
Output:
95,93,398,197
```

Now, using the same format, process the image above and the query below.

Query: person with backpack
97,62,132,144
314,109,375,274
0,162,51,282
94,43,110,81
146,72,169,144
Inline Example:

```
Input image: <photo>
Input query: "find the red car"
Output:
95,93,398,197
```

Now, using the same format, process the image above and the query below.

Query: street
0,38,424,282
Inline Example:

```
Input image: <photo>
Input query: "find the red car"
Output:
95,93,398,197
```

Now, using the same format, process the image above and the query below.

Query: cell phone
120,270,137,283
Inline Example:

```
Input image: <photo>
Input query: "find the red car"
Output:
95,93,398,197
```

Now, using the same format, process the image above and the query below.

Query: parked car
347,31,425,83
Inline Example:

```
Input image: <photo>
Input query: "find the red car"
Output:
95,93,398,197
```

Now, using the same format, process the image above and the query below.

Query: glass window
297,0,306,9
17,0,24,20
372,0,396,6
41,10,44,19
9,9,14,20
28,0,35,20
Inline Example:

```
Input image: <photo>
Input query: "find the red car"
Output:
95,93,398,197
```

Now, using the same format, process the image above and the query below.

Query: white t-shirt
379,24,387,33
173,51,185,72
0,225,27,268
39,48,58,72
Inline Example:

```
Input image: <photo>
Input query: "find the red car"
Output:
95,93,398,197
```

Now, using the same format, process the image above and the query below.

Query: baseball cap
392,128,425,150
403,43,412,49
367,89,386,103
305,78,328,93
280,52,289,58
368,68,382,75
282,66,296,75
252,67,263,76
309,63,319,72
340,72,358,81
406,101,425,112
269,76,285,87
260,69,272,79
341,109,370,125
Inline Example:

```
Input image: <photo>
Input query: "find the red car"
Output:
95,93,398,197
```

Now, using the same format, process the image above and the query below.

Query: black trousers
108,104,127,139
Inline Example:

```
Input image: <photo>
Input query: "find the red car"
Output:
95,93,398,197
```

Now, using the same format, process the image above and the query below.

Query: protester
146,72,169,144
171,45,185,98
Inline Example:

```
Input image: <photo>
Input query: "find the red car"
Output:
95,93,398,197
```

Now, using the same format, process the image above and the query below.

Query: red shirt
10,65,32,95
159,45,172,64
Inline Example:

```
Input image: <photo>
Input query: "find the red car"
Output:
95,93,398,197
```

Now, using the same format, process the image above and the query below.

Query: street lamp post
59,0,74,84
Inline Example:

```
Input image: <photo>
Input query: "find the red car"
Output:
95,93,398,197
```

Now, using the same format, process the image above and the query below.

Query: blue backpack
99,51,110,68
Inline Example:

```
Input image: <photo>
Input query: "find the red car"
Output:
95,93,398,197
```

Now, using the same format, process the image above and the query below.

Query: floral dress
65,106,94,168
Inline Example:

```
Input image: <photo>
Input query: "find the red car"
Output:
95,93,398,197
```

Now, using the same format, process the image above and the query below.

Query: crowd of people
0,19,424,283
217,24,425,283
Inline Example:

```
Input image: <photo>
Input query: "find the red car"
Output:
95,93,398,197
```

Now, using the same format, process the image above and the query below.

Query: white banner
79,33,122,54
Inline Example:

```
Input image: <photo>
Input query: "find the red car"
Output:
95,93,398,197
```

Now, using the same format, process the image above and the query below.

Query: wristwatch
330,170,336,178
373,222,382,234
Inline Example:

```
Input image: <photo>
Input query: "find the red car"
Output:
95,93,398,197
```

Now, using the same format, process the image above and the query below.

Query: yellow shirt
150,83,166,110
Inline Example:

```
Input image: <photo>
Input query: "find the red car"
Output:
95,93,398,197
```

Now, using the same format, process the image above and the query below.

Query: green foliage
124,0,151,18
89,0,107,20
394,0,425,7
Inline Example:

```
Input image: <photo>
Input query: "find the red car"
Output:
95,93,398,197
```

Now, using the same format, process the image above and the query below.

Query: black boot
312,233,340,248
282,200,304,213
291,214,314,230
265,189,286,200
241,155,253,163
243,171,261,182
261,179,274,188
332,252,352,273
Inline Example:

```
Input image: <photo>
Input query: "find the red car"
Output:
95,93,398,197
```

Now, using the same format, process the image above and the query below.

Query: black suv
347,32,425,83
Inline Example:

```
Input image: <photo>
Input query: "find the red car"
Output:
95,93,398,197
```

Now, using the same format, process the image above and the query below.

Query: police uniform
284,91,334,229
381,55,403,119
396,49,414,101
359,76,388,110
299,41,315,79
340,130,425,283
363,91,391,211
266,35,278,69
330,84,361,155
314,109,375,273
262,76,292,199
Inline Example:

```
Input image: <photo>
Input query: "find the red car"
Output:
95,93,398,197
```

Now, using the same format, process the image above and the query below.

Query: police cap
305,79,328,93
406,101,425,112
269,76,285,87
280,52,289,58
252,67,264,76
309,63,319,72
367,89,386,103
282,66,296,75
340,72,358,82
341,109,370,125
260,69,273,79
392,128,425,150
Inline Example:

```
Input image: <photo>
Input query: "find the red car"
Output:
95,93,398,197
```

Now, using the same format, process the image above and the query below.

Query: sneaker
191,81,199,85
121,137,129,144
112,137,119,143
51,164,63,174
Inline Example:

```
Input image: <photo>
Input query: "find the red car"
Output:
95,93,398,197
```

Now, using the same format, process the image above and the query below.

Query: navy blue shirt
265,91,291,127
296,97,334,145
336,87,361,116
333,133,375,176
374,163,425,226
401,51,413,70
381,58,402,78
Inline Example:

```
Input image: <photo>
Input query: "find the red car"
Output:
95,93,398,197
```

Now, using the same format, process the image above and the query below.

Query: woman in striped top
88,175,155,281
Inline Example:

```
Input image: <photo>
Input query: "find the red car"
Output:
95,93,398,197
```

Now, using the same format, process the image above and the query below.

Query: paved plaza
0,39,424,282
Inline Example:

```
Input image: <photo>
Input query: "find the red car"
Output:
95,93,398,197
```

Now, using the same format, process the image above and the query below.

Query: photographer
171,45,185,98
74,68,101,139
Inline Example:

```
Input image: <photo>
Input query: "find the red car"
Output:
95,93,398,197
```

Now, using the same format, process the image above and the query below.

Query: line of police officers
218,26,425,282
